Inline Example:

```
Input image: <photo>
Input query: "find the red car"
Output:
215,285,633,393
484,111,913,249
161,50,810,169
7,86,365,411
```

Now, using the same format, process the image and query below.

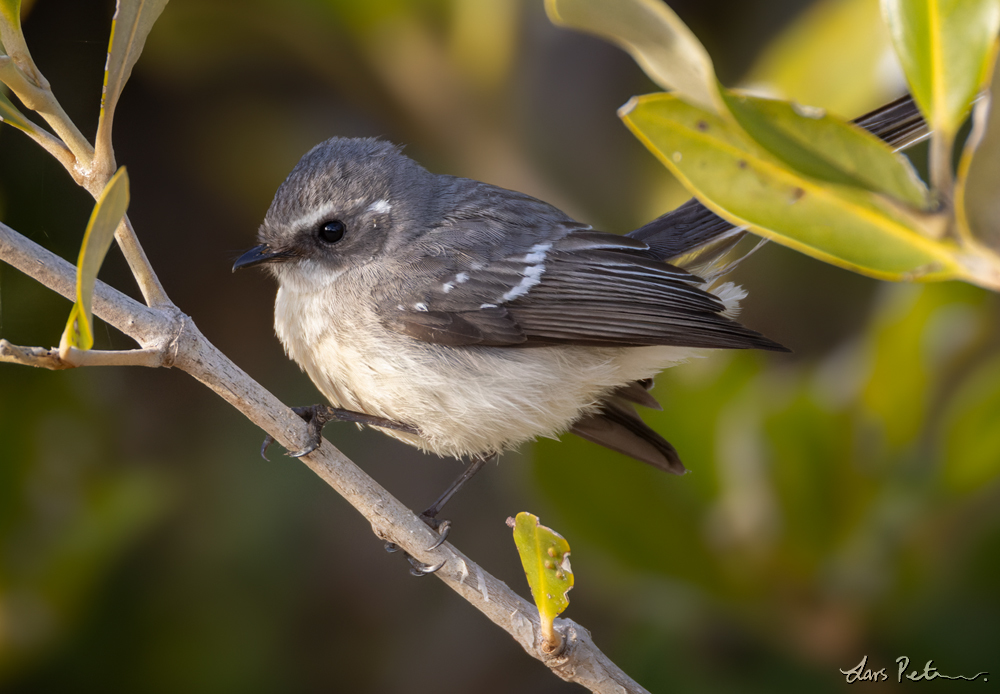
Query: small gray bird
234,137,787,480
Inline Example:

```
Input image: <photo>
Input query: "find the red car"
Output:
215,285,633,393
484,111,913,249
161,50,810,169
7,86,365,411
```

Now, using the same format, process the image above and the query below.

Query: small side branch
0,55,94,169
113,215,170,308
0,341,72,369
0,341,166,369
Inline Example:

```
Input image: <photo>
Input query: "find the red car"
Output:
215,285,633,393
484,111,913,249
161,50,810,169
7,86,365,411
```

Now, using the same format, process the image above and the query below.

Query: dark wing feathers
394,307,526,346
569,392,684,474
379,211,786,351
374,95,925,470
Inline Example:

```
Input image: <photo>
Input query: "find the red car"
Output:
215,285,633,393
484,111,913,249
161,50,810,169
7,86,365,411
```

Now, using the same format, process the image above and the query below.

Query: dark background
1,0,998,691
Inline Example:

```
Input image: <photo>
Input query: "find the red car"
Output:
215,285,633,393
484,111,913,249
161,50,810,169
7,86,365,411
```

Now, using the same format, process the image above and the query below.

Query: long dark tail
626,94,927,267
572,95,927,473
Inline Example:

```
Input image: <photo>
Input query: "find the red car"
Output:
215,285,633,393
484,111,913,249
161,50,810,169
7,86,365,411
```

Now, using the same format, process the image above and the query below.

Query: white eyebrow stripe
290,202,342,232
367,199,392,214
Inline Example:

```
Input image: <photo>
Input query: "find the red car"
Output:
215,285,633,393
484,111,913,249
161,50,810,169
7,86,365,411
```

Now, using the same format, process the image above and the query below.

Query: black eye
317,220,346,244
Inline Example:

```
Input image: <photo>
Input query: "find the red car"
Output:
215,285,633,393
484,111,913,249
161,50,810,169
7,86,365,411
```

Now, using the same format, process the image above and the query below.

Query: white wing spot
367,199,392,214
442,281,455,293
414,302,428,312
480,303,498,309
518,242,552,264
502,263,546,301
455,272,469,283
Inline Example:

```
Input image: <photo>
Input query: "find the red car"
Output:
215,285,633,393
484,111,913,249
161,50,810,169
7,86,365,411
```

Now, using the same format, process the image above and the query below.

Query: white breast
274,280,705,459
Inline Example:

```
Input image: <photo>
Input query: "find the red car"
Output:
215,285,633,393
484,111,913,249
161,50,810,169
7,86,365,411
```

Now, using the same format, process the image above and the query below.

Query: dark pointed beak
232,244,286,272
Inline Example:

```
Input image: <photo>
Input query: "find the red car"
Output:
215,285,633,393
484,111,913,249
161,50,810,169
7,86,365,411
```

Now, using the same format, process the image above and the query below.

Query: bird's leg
420,453,494,527
385,453,496,576
260,404,419,459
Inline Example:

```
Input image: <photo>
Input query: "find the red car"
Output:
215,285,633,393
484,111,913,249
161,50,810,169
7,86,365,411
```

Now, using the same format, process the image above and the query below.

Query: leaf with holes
61,168,130,353
511,512,573,647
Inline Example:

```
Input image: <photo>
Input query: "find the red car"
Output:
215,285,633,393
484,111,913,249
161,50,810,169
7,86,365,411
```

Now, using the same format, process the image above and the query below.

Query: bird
233,94,925,522
234,137,785,464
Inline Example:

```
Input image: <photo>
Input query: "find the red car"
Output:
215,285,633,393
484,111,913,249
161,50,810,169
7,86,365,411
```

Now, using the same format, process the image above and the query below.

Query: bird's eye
317,220,346,244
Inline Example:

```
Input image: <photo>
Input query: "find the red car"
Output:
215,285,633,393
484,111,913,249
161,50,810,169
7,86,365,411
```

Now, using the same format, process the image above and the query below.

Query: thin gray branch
0,340,72,369
0,219,650,694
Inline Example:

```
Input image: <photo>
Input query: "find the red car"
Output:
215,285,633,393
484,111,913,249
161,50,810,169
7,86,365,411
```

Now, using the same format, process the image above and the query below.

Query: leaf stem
929,129,955,217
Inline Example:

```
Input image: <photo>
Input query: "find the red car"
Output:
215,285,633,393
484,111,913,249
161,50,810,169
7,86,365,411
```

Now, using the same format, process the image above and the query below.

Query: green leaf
0,86,32,132
0,0,21,58
861,283,985,451
721,90,929,208
511,512,573,645
96,0,169,153
881,0,1000,138
940,353,1000,494
61,168,130,352
745,0,898,118
956,44,1000,250
0,0,19,20
620,92,965,282
545,0,719,112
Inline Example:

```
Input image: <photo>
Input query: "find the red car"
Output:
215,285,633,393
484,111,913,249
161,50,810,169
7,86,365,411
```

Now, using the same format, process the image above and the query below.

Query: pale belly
274,285,699,459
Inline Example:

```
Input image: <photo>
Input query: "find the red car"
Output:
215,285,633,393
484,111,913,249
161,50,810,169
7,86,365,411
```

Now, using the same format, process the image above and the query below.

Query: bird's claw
258,404,416,459
422,518,451,550
407,556,446,576
383,543,446,576
383,514,451,575
260,434,275,460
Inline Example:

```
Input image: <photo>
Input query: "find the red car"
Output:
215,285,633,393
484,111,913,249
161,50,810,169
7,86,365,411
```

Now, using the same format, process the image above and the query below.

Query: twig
0,219,650,694
0,340,72,369
0,55,94,169
111,214,170,308
0,67,169,308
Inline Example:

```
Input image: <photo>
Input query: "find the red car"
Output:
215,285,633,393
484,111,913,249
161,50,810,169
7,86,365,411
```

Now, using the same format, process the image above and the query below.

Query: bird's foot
384,514,451,576
260,404,418,459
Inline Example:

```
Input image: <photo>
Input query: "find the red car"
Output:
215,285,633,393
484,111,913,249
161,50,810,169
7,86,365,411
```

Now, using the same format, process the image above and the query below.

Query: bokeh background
2,0,999,691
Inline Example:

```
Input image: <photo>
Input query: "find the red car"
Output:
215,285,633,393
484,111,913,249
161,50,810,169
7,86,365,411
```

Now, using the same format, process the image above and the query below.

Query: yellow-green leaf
721,90,929,208
745,0,899,118
621,92,964,282
96,0,169,154
61,168,130,352
956,41,1000,250
511,512,573,644
0,0,22,59
881,0,1000,138
545,0,719,112
940,353,1000,494
0,86,32,131
0,0,20,37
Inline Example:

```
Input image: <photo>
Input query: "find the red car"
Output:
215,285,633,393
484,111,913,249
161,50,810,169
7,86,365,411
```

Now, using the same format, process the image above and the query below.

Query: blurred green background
2,0,999,691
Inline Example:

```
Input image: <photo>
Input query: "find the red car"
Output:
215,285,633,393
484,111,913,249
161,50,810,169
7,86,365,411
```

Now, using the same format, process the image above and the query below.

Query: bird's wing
375,184,786,351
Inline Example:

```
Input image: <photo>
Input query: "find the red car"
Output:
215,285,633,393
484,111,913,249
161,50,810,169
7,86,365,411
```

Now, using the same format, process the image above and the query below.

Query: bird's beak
232,244,287,272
